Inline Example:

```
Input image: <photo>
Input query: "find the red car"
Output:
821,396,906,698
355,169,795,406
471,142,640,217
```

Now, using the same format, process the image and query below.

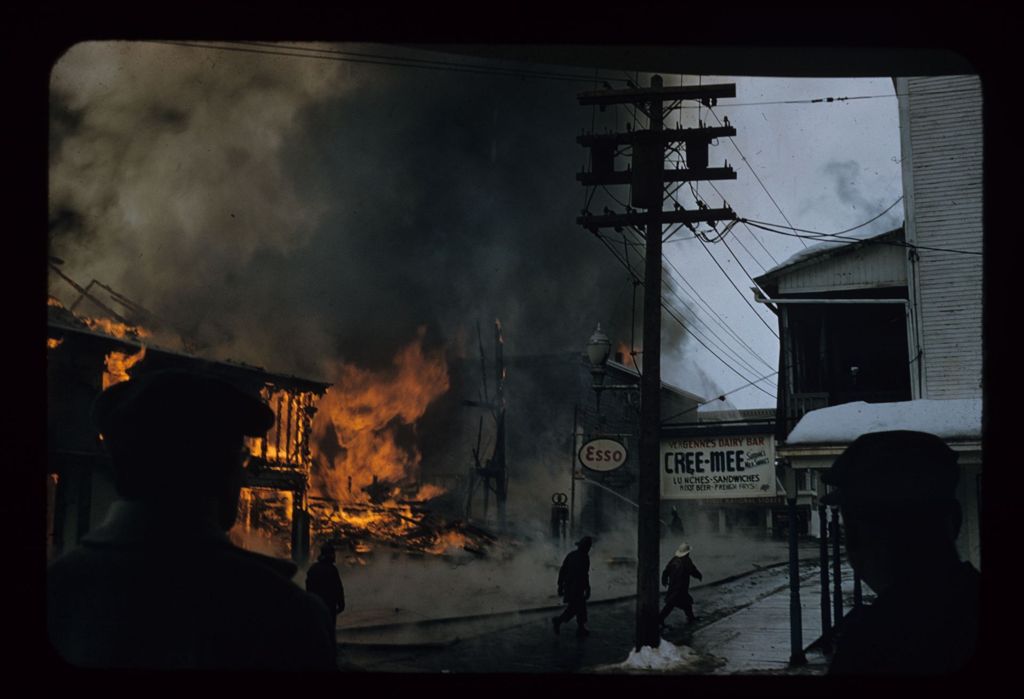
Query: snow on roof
758,226,902,281
786,399,981,445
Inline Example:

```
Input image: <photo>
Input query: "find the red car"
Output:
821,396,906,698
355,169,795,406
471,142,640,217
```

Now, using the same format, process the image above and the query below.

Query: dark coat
829,561,979,675
306,560,345,615
662,554,702,605
47,501,336,670
557,549,591,602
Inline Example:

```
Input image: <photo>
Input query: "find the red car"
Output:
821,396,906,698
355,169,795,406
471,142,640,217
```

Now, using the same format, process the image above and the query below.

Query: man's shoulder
222,545,299,580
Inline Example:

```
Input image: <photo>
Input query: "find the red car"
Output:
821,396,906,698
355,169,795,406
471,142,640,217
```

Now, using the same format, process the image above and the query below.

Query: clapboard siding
901,75,983,400
776,242,906,294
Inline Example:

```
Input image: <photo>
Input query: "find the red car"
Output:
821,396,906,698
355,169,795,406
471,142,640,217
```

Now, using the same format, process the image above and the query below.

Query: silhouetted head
93,369,275,530
674,542,691,558
822,430,962,591
575,536,593,553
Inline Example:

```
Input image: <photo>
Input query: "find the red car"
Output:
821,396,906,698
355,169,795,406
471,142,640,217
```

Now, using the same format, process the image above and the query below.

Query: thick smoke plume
49,42,699,555
49,42,684,381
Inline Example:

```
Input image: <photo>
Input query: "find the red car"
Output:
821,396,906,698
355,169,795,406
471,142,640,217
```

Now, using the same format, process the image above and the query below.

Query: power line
150,40,631,84
660,301,777,401
588,228,777,400
742,219,982,257
663,143,779,269
614,224,770,380
693,232,779,339
750,196,904,238
661,252,778,375
665,188,779,340
661,370,779,423
706,106,807,249
662,253,777,373
664,87,977,109
659,274,779,384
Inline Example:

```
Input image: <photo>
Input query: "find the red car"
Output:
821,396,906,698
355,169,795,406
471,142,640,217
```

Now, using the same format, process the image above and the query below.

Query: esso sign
578,438,628,472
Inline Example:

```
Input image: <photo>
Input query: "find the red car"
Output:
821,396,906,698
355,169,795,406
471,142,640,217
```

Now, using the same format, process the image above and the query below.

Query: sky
47,41,905,411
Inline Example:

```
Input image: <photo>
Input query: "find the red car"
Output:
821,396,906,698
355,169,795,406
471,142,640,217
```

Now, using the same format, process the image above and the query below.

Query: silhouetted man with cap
306,544,345,624
553,536,592,637
821,430,979,675
47,369,337,669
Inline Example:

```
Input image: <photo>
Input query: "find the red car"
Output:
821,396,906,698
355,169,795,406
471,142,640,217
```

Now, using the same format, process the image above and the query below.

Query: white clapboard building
767,75,982,568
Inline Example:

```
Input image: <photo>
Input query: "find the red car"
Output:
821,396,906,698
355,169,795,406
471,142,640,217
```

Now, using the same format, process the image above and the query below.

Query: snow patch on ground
600,641,714,673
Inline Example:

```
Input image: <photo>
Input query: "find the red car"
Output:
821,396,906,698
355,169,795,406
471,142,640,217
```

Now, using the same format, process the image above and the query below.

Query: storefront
659,410,784,538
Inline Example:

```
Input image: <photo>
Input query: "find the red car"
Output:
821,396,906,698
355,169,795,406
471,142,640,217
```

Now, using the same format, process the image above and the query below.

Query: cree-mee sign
660,434,776,500
578,438,628,472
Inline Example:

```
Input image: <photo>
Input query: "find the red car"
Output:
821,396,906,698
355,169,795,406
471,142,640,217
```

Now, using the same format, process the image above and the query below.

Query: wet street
331,537,860,674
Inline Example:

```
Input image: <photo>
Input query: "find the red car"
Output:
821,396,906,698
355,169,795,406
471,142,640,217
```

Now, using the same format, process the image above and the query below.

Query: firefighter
659,541,703,627
306,544,345,623
552,536,593,637
821,430,980,675
47,369,337,669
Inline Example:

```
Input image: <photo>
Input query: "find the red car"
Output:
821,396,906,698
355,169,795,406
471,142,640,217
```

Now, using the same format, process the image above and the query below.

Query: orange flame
103,346,146,390
614,342,631,362
310,328,449,506
230,488,295,557
47,338,63,350
48,296,64,308
247,388,316,466
83,316,151,340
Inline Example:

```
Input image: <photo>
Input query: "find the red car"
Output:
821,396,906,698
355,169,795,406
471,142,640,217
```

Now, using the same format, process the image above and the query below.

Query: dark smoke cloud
48,42,687,380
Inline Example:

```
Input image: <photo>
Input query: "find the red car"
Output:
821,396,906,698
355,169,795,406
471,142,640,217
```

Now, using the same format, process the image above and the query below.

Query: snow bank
786,399,982,444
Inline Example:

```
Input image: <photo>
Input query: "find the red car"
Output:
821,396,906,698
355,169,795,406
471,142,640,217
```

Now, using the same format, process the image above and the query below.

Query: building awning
777,398,982,469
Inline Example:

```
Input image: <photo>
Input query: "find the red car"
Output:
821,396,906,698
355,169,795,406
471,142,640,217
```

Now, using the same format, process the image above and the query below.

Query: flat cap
93,369,275,444
820,430,958,506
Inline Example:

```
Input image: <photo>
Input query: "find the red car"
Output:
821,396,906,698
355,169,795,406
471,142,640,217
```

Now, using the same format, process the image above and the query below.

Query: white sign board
578,438,628,472
660,434,776,500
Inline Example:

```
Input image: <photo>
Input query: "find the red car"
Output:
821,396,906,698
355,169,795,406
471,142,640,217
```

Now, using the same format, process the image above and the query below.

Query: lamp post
782,460,807,666
585,323,660,650
586,324,612,411
830,504,843,625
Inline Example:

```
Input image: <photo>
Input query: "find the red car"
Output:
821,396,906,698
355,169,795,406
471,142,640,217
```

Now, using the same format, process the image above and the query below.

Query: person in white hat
659,541,703,627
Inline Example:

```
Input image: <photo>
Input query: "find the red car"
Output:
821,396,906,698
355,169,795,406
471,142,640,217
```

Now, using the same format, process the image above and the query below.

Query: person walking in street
47,369,337,669
821,430,980,675
669,506,684,534
659,541,703,627
552,536,592,637
306,543,345,625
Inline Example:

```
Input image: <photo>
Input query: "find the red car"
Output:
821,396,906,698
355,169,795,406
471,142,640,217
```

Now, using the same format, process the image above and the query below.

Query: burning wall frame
46,311,330,563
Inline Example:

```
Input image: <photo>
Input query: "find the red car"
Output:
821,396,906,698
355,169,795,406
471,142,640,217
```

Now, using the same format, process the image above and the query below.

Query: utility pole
576,75,737,650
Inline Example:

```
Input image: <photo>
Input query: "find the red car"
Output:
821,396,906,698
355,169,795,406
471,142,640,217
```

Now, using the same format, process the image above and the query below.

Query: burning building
47,289,499,565
46,296,330,563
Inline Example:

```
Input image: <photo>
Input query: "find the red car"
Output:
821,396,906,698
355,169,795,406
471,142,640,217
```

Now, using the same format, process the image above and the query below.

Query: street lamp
584,323,659,651
587,323,611,390
586,323,638,412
